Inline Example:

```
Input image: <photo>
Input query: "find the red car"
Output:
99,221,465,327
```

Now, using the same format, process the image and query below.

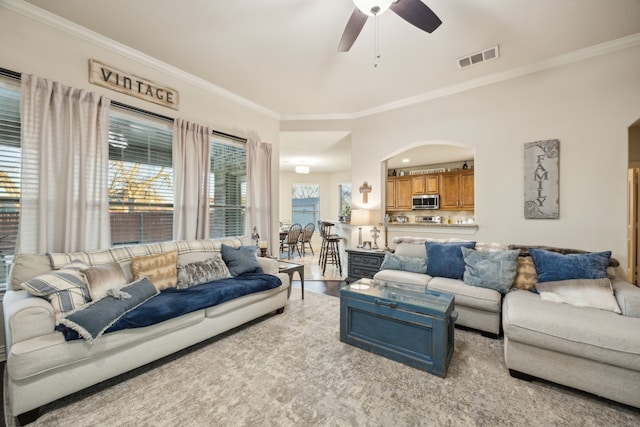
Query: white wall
3,3,640,273
350,45,640,272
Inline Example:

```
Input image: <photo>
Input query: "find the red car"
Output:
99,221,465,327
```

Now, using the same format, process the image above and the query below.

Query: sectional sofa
373,237,640,408
3,237,290,418
373,238,508,337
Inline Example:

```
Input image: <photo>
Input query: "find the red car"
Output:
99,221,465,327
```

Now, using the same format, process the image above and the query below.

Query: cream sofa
503,281,640,408
373,237,640,408
3,237,290,418
373,238,505,337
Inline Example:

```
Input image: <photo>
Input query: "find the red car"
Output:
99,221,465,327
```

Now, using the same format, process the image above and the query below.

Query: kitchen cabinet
386,176,412,211
439,170,474,210
411,174,439,195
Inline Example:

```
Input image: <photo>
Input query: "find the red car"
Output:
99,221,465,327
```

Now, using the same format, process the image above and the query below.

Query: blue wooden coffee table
340,278,457,377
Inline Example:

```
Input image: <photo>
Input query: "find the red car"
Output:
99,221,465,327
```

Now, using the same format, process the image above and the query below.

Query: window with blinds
109,109,174,245
0,72,249,283
0,81,21,285
210,139,246,238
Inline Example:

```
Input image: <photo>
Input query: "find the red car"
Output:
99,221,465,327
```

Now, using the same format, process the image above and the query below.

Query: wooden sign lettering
89,59,179,110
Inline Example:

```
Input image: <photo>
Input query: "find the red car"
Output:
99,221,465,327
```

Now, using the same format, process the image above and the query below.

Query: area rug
6,288,640,426
292,280,346,297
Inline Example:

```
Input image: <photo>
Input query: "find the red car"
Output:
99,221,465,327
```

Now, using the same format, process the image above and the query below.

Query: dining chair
299,222,315,256
282,223,302,259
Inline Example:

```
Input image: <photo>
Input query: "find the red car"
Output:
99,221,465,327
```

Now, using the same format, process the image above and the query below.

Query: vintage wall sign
89,59,179,110
524,139,559,219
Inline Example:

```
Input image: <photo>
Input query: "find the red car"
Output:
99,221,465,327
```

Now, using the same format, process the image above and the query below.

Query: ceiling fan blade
338,8,368,52
390,0,442,33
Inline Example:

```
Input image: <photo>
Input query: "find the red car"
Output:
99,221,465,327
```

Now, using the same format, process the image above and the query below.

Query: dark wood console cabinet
346,249,387,283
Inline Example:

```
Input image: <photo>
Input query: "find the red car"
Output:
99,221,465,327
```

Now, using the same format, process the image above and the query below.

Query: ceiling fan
338,0,442,52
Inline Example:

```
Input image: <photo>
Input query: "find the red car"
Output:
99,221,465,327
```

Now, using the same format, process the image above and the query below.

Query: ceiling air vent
457,45,500,70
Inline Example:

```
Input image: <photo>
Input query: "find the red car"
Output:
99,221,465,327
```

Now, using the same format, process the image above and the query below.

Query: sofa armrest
3,290,56,347
276,272,290,290
257,257,279,275
613,280,640,318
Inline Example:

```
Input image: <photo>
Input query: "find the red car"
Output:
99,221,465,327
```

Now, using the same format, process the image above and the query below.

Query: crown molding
5,0,639,122
282,32,640,121
1,0,281,120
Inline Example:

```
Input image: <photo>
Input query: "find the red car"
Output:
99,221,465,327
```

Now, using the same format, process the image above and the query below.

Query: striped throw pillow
20,260,91,318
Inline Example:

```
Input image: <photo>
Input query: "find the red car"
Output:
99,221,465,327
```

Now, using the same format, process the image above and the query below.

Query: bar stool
318,221,343,275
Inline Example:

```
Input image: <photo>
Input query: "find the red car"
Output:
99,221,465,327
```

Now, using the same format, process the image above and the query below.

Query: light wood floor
278,243,345,281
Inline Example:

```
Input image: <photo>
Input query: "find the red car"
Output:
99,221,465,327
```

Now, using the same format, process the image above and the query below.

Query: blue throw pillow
380,252,427,274
529,248,611,283
220,244,264,276
461,247,520,294
426,241,476,280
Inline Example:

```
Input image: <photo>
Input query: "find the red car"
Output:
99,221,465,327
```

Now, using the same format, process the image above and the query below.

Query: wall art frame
524,139,559,219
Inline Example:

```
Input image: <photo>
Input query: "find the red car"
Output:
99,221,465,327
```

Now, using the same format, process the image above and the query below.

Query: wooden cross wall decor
359,182,372,204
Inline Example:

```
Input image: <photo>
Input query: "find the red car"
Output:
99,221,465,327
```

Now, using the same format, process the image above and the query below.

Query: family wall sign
89,59,179,110
524,139,559,219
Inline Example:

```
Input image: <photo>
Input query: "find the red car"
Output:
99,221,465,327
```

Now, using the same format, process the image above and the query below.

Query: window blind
109,109,173,245
0,81,21,285
210,139,246,238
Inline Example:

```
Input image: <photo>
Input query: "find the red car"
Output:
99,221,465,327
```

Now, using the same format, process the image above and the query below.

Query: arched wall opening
380,140,476,227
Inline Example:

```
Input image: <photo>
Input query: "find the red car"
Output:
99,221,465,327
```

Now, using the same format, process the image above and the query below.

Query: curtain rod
108,104,249,144
0,67,248,144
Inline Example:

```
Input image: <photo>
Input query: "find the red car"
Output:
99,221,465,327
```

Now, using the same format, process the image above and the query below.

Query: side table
346,248,387,283
278,260,305,299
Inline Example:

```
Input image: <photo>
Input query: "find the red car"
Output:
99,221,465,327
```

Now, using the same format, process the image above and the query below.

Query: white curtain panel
246,140,274,254
18,74,111,254
173,119,211,240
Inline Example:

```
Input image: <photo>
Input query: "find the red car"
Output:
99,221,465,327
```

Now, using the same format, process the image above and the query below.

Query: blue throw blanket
57,273,282,341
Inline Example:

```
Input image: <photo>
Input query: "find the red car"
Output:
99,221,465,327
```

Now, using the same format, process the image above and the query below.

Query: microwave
412,194,440,210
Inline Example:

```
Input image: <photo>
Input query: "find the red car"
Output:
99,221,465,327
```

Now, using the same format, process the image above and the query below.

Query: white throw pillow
535,278,621,314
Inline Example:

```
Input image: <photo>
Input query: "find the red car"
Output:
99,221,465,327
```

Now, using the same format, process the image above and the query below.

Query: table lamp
350,209,370,248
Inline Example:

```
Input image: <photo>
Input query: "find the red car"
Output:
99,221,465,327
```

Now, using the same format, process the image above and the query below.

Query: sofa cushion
461,247,520,294
529,248,611,282
512,256,537,290
48,238,245,269
9,253,52,291
373,269,431,288
59,277,160,343
20,260,91,317
82,262,128,300
221,244,263,276
177,255,231,289
428,277,501,312
394,242,427,258
131,251,178,290
503,290,640,371
8,310,204,381
379,252,426,274
613,280,640,318
535,278,621,314
509,244,620,267
426,241,476,280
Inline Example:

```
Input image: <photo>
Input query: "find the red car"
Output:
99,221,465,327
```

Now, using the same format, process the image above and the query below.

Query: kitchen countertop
389,222,477,227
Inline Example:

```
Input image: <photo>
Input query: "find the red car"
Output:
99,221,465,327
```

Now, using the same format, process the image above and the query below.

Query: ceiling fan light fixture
353,0,394,16
295,165,310,174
